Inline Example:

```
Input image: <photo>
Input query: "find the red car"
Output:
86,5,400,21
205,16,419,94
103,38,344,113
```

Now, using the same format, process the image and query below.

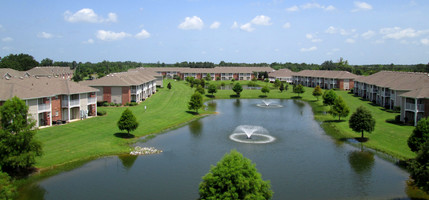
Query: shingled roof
81,68,157,87
26,66,74,77
355,71,429,91
0,77,98,101
145,67,275,74
293,70,359,79
268,68,295,77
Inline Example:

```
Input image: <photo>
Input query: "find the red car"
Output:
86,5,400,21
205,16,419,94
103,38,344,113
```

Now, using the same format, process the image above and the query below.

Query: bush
216,77,221,81
393,106,401,113
102,102,109,107
97,110,107,116
231,78,235,82
109,102,116,106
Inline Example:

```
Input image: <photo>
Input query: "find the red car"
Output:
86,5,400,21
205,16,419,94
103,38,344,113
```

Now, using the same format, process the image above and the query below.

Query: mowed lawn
35,80,212,168
35,80,416,169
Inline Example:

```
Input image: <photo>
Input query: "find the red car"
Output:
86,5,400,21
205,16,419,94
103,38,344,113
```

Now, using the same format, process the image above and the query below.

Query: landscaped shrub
109,102,116,106
102,102,109,107
130,102,138,106
395,115,401,122
97,110,107,116
216,77,220,81
393,106,401,113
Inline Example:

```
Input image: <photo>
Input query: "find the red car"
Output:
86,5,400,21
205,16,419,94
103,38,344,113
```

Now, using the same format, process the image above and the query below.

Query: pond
20,99,411,200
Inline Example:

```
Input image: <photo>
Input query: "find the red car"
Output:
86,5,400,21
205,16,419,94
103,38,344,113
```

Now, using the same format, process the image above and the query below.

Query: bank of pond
17,99,428,199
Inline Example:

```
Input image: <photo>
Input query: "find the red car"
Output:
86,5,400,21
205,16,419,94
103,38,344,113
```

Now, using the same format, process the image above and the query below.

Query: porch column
68,95,71,122
49,97,52,126
415,98,418,126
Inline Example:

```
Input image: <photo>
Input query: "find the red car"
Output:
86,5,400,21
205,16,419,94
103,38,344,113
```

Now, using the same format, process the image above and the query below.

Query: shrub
97,110,107,116
216,77,221,81
393,106,401,113
109,102,116,106
102,102,109,107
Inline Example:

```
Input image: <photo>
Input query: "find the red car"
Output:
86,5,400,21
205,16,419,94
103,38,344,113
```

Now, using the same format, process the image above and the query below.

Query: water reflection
118,155,138,170
233,99,241,107
206,101,217,111
189,120,203,137
17,183,46,200
348,150,375,174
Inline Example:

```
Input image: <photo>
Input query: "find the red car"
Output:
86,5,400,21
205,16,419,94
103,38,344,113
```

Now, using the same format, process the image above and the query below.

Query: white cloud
96,30,131,41
231,21,239,29
421,39,429,45
240,23,254,32
352,1,373,12
251,15,272,26
325,26,356,35
345,38,356,43
178,16,204,30
83,39,94,44
64,8,117,23
300,46,317,52
283,22,291,29
135,29,151,39
286,5,299,12
325,5,336,11
361,30,375,39
210,21,221,29
306,34,322,42
37,32,54,39
380,27,429,39
2,37,13,42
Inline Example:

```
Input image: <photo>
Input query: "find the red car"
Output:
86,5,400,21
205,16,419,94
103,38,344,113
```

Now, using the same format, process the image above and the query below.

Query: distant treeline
1,54,428,81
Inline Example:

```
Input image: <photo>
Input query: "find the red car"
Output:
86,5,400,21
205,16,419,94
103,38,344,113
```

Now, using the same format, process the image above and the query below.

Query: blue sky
0,0,428,65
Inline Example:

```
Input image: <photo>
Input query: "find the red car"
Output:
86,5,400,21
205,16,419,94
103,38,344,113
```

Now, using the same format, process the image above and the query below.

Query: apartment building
0,77,98,128
268,68,294,83
354,71,429,126
292,70,358,90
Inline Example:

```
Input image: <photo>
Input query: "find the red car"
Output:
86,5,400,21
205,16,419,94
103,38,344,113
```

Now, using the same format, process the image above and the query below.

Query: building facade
292,70,358,90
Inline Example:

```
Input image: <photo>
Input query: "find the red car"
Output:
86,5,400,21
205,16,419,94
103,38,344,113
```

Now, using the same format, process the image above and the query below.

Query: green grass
35,80,416,169
35,80,213,168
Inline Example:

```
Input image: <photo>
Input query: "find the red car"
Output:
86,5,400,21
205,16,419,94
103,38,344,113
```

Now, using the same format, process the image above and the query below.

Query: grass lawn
35,80,416,169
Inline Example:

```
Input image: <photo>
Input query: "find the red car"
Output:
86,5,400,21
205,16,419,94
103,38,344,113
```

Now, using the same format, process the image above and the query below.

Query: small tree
349,106,376,139
0,169,16,199
408,117,429,152
232,82,243,97
200,79,206,88
279,82,285,93
195,85,205,95
199,150,273,200
205,73,212,81
117,108,139,135
261,86,270,96
188,92,203,113
0,97,42,172
408,141,429,193
273,79,281,88
207,84,217,97
284,82,289,91
330,96,350,120
312,85,322,100
193,79,201,88
323,89,337,106
293,84,305,96
167,82,172,90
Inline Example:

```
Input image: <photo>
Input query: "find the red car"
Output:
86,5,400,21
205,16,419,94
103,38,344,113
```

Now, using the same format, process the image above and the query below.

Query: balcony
131,88,136,94
88,97,97,105
406,103,425,111
38,103,50,112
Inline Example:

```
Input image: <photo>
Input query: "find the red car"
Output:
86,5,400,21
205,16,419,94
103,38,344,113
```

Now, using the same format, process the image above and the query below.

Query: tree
40,58,53,66
293,84,305,96
279,82,285,92
205,73,212,81
0,53,39,71
195,85,205,95
232,82,243,97
0,97,42,171
261,86,270,96
323,89,337,106
200,79,206,88
408,117,429,152
312,85,323,100
117,108,139,135
349,106,376,139
199,150,273,200
408,141,429,193
0,169,16,199
167,82,172,90
207,84,217,97
188,92,203,113
330,96,350,120
273,79,281,88
193,79,201,88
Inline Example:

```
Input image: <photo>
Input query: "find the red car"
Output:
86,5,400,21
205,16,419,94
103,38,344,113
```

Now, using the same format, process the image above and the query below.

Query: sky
0,0,428,65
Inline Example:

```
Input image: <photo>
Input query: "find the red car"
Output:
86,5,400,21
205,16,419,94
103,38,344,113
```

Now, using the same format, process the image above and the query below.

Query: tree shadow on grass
386,119,409,126
324,119,346,123
230,94,240,98
259,95,268,98
114,132,135,139
186,111,199,115
205,94,215,98
291,96,302,99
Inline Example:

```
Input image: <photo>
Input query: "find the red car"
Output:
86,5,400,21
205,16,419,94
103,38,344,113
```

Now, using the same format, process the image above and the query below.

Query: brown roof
145,67,275,74
400,87,429,99
268,68,295,78
293,70,359,79
81,68,157,87
26,66,74,77
0,77,98,101
355,71,429,91
0,68,27,79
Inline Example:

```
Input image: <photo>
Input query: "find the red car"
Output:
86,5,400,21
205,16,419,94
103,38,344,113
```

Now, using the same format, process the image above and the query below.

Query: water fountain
229,125,276,144
256,100,283,108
